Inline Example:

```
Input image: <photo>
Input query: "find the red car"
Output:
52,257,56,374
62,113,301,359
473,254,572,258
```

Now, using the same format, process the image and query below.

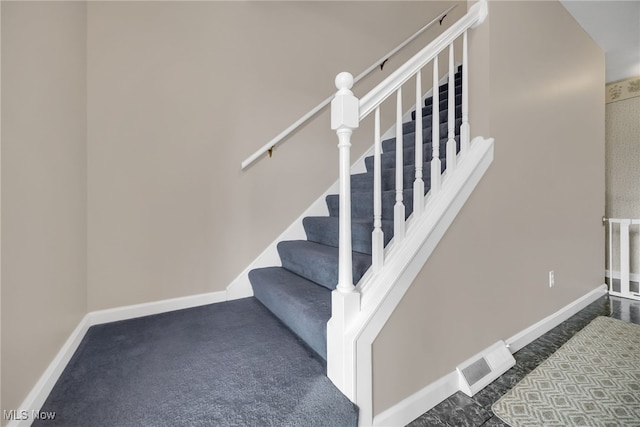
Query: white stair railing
329,0,489,418
241,5,457,169
605,217,640,301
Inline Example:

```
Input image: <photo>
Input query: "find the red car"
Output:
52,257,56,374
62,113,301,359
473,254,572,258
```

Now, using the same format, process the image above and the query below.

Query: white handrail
359,0,487,120
240,4,457,170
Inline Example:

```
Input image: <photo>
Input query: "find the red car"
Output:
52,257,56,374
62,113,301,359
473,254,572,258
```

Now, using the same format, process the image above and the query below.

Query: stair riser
366,139,460,172
426,81,461,103
402,107,462,134
327,189,416,220
303,217,394,255
381,130,460,153
381,125,461,155
431,77,462,96
352,160,447,192
277,241,371,290
249,267,331,360
414,94,463,120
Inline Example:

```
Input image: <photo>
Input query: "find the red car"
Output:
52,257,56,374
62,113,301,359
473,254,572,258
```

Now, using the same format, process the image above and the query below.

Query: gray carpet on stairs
34,298,358,427
249,68,464,364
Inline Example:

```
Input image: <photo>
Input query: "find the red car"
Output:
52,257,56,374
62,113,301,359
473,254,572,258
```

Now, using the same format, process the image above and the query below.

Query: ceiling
560,0,640,83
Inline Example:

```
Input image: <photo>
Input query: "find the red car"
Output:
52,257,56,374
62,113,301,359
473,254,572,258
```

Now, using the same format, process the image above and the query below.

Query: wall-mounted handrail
359,0,487,120
240,4,457,170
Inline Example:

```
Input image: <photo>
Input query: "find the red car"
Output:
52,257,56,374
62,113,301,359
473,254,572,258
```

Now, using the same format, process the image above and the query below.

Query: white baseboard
372,372,458,427
368,283,608,427
8,289,228,427
88,290,227,325
506,284,608,353
6,315,92,427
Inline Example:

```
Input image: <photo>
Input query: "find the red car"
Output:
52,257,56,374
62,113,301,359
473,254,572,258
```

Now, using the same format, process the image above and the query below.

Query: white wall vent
456,340,515,397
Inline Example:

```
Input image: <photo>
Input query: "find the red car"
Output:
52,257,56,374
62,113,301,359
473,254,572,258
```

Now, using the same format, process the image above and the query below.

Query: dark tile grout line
407,295,640,427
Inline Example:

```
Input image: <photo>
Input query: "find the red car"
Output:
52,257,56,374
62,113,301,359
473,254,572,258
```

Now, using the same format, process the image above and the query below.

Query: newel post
331,72,359,294
327,72,361,401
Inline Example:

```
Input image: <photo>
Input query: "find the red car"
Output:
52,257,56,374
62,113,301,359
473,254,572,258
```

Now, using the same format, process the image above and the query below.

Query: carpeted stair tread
413,94,462,120
381,133,460,155
427,80,461,97
350,161,444,193
419,91,462,114
277,240,372,290
326,188,415,220
248,66,466,368
303,216,394,255
249,267,331,360
366,139,460,171
393,118,462,147
403,106,462,134
426,81,462,104
364,145,442,172
32,297,358,425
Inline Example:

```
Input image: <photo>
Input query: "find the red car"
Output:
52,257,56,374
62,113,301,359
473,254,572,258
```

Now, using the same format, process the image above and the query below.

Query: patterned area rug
492,316,640,426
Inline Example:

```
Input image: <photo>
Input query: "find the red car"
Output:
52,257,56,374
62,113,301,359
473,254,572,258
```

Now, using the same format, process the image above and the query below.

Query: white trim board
6,315,92,427
506,284,608,353
372,372,459,427
7,289,227,427
369,283,608,427
88,290,227,325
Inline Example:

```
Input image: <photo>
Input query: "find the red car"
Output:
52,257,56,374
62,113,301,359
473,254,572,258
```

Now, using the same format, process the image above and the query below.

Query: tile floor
407,294,640,426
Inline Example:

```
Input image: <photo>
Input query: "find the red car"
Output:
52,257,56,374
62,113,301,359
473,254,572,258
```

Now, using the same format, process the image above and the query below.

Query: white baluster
620,219,631,297
413,71,424,216
395,88,405,242
331,72,359,294
637,223,640,292
431,57,441,196
372,107,384,272
461,30,470,155
608,220,613,287
446,43,457,173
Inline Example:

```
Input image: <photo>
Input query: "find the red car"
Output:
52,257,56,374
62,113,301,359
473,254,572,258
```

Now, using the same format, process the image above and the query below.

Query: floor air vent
456,341,515,397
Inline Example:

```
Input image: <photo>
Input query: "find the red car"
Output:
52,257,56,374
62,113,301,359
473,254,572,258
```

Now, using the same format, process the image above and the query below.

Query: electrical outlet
549,270,555,288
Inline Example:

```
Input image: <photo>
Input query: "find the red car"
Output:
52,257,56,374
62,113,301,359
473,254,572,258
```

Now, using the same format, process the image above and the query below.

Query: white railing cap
331,72,359,131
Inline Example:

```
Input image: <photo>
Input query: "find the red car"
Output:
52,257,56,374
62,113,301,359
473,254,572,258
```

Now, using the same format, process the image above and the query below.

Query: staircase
238,3,492,424
249,68,463,360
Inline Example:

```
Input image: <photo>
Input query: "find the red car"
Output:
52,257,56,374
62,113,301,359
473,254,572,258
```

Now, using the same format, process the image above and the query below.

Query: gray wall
1,1,87,418
85,1,464,311
372,0,605,415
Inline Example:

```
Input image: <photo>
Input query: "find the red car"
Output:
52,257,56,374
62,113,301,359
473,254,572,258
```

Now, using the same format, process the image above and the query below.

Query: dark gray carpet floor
34,297,358,427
